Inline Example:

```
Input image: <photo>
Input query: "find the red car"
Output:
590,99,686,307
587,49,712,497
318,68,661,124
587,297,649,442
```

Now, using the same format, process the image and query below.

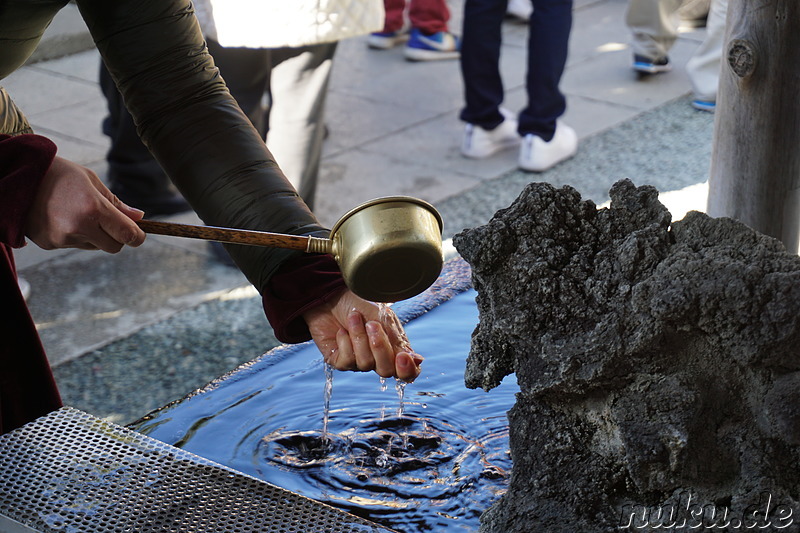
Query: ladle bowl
137,196,444,303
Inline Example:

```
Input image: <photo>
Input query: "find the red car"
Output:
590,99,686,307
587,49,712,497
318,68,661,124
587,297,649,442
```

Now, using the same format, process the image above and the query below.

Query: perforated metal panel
0,407,395,533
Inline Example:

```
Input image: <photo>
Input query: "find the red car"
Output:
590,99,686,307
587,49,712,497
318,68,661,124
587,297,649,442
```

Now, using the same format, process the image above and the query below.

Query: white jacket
193,0,385,49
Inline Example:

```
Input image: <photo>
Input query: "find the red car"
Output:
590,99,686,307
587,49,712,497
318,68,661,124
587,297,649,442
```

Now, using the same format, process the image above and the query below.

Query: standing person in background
101,0,385,216
459,0,578,172
626,0,728,112
367,0,460,61
1,0,421,435
684,0,727,111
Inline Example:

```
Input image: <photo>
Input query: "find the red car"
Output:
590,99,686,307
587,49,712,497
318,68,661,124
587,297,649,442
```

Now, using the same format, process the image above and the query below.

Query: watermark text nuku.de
619,491,794,530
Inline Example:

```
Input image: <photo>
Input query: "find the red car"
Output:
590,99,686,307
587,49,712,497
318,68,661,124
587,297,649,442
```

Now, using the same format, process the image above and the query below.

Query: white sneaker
507,0,533,21
518,121,577,172
461,109,520,159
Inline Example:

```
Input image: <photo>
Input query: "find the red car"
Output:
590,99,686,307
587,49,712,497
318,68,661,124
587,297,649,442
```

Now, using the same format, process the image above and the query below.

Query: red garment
262,254,347,344
0,134,63,435
382,0,451,34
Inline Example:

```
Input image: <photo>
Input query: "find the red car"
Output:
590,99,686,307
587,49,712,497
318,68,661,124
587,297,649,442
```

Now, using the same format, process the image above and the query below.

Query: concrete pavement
6,0,714,423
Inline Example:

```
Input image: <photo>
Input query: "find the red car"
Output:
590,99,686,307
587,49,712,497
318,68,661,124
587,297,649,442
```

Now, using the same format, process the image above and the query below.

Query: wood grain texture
707,0,800,252
137,220,313,251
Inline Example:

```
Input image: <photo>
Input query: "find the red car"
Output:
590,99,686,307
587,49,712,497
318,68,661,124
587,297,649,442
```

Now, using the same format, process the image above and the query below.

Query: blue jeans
459,0,573,141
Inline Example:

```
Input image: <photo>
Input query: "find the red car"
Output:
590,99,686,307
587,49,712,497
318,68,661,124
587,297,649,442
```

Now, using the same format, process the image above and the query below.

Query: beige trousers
626,0,729,102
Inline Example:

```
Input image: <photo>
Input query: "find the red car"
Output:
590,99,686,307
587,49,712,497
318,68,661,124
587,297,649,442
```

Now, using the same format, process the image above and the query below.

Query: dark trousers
101,39,337,210
459,0,573,141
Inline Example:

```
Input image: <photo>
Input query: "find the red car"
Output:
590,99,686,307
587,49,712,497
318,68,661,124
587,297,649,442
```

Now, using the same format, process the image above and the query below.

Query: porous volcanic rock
452,180,800,532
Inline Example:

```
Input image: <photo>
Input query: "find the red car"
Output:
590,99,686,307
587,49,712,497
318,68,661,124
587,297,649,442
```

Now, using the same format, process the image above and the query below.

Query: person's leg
408,0,450,34
100,63,190,216
625,0,682,62
517,0,577,171
519,0,572,140
458,0,518,158
205,40,271,139
368,0,411,49
266,42,338,211
686,0,728,108
459,0,506,129
382,0,408,32
201,41,273,266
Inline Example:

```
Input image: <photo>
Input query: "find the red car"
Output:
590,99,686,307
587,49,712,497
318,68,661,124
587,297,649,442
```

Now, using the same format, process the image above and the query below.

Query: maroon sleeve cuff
262,253,348,344
0,134,57,248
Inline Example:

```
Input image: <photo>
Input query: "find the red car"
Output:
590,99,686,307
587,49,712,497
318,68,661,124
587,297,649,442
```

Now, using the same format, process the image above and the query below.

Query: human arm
25,156,146,252
0,132,146,253
1,88,145,252
76,0,422,379
76,0,323,285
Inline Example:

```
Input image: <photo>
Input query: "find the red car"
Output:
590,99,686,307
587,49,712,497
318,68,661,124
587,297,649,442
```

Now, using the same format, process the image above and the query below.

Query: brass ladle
137,196,444,303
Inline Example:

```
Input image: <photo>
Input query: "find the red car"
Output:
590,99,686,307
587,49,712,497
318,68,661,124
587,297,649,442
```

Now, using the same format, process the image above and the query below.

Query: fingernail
348,311,364,328
397,353,409,369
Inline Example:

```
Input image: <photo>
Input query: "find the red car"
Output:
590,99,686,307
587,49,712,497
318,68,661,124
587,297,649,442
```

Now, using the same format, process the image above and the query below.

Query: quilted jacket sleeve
0,88,33,136
75,0,333,296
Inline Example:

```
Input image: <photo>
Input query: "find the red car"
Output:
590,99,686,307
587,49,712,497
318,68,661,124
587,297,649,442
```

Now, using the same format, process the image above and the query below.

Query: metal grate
0,407,395,533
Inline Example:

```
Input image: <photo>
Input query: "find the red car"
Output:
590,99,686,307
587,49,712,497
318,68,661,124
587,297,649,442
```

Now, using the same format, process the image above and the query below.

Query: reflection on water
132,289,518,532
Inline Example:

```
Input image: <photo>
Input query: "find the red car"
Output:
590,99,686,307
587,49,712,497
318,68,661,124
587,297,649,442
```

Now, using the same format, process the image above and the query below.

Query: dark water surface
132,289,518,532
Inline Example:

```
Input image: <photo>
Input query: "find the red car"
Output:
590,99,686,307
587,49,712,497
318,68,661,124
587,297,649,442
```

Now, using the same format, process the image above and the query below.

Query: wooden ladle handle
137,219,331,253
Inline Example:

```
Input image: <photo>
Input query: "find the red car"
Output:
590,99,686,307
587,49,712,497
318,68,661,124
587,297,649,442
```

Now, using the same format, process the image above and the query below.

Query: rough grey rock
452,180,800,532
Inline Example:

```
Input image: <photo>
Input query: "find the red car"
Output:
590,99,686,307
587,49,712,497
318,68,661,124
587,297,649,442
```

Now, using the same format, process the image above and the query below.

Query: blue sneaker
404,28,460,61
691,99,716,112
367,29,410,50
633,54,671,74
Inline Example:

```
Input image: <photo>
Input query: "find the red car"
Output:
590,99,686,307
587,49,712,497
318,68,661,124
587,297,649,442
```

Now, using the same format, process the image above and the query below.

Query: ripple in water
134,289,518,532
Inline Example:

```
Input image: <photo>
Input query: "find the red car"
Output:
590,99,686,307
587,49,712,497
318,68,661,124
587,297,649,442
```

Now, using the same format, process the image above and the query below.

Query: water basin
131,260,518,532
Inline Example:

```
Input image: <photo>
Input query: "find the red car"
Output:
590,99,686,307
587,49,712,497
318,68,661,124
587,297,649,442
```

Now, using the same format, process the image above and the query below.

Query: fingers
69,229,125,254
97,211,146,249
328,311,382,374
97,178,147,248
327,309,422,381
366,320,396,378
347,311,378,373
395,352,423,383
63,204,145,253
25,156,147,252
306,291,424,382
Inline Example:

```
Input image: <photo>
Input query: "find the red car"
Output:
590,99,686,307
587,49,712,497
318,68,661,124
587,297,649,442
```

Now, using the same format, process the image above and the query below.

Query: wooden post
706,0,800,253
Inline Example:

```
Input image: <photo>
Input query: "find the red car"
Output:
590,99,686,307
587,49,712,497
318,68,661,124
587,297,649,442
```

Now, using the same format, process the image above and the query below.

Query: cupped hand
25,156,147,252
303,289,424,382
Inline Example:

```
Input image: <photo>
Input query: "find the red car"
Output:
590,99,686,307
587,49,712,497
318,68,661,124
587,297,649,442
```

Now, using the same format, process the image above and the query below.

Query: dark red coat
0,134,63,434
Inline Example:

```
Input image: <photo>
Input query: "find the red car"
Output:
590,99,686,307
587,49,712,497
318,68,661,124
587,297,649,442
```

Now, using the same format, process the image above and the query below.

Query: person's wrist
261,253,347,343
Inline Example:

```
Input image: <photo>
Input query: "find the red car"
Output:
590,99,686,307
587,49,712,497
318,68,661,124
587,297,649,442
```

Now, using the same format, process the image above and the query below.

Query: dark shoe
632,54,671,75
